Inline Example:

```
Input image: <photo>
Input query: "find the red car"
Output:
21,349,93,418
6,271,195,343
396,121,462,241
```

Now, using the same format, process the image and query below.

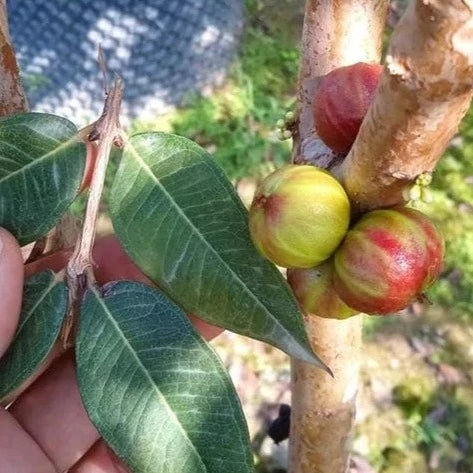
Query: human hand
0,230,223,473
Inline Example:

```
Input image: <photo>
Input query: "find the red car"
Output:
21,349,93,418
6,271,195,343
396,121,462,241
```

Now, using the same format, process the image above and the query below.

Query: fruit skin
288,260,357,319
313,62,383,153
334,207,444,315
249,164,350,269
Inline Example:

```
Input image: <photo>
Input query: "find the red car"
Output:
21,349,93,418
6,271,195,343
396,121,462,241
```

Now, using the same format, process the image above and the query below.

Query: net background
8,0,244,124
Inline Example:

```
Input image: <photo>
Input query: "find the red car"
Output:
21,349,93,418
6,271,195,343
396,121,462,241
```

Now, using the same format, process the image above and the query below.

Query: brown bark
289,2,388,473
290,316,362,473
0,0,27,115
339,0,473,212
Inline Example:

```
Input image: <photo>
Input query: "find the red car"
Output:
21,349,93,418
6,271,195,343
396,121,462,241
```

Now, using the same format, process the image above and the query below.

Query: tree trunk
0,0,27,115
290,1,473,473
289,2,388,473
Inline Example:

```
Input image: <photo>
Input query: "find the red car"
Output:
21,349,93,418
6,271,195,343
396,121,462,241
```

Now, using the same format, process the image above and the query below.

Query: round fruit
288,260,357,319
333,207,444,315
313,62,383,153
249,165,350,268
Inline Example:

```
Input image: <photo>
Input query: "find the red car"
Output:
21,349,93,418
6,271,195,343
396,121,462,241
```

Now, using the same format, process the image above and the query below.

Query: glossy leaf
109,132,324,367
0,271,67,402
0,113,86,245
77,281,253,473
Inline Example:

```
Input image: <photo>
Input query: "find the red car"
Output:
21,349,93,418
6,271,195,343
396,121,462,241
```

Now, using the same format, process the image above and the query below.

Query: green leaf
0,270,67,402
109,132,324,367
0,113,86,245
77,281,253,473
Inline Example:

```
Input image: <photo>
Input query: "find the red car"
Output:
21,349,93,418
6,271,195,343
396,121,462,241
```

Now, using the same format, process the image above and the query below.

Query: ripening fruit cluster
248,63,444,318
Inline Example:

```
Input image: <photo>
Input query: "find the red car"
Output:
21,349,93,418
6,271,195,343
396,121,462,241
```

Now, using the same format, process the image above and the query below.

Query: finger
1,343,64,406
70,441,130,473
188,314,225,341
23,236,148,284
92,235,152,286
0,408,56,473
89,236,224,340
0,228,24,358
9,352,99,473
25,236,224,342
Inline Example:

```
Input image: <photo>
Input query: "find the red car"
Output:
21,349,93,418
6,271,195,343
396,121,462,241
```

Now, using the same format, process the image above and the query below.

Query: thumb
0,228,24,358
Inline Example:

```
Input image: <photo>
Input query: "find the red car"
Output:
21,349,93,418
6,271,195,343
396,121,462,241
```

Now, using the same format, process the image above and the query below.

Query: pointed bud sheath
334,207,444,315
313,63,383,153
249,165,350,269
288,260,357,320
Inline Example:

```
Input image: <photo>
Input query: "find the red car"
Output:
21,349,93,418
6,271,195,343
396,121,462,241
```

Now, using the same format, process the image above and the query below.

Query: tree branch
63,77,124,346
289,2,388,473
0,0,27,115
339,0,473,212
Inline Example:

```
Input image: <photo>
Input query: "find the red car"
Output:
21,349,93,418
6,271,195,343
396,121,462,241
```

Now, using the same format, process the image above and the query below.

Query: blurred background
8,0,243,124
8,0,473,472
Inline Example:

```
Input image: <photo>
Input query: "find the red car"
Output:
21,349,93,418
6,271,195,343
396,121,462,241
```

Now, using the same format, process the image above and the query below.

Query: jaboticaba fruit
333,207,444,315
288,260,357,319
313,62,383,153
249,165,350,268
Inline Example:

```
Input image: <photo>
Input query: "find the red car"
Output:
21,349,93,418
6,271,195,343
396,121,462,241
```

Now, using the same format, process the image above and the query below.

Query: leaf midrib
123,139,298,347
89,287,207,472
0,136,78,185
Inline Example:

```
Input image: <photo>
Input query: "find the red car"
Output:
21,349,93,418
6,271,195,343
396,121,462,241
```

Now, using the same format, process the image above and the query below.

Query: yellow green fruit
287,260,357,319
248,165,350,268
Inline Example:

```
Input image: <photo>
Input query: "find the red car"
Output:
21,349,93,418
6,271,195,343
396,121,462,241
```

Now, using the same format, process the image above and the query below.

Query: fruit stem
63,69,124,347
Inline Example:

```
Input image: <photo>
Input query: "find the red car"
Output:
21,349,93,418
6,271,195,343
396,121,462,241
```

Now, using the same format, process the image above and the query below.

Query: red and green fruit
313,62,383,153
334,207,444,315
249,164,350,269
288,260,357,319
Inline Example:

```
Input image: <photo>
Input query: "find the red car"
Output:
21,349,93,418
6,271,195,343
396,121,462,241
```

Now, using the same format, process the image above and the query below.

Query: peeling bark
0,1,27,115
289,2,388,473
339,0,473,212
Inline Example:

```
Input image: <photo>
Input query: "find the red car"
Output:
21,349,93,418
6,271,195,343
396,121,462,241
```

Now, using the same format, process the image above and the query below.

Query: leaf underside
0,113,86,245
76,281,253,473
109,132,324,367
0,271,67,402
